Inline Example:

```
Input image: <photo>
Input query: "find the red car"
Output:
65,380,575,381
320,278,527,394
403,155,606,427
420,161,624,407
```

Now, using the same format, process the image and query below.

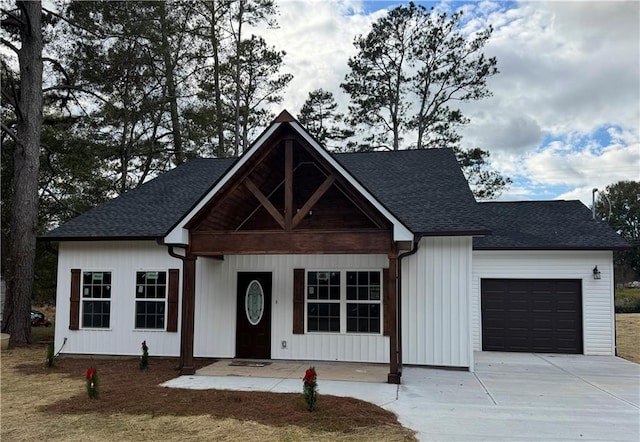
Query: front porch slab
196,359,389,383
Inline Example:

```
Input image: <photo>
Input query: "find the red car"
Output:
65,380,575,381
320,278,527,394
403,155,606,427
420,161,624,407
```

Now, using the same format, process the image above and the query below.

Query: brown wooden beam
292,174,336,228
243,177,285,229
179,255,197,375
284,139,293,231
190,230,393,255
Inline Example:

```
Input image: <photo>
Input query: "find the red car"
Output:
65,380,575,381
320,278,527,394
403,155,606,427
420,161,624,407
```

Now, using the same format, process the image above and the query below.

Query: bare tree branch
1,121,19,143
0,36,19,54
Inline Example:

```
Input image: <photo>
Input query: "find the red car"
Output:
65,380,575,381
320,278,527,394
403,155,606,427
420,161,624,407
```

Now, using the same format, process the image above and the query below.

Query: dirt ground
616,313,640,364
1,344,415,442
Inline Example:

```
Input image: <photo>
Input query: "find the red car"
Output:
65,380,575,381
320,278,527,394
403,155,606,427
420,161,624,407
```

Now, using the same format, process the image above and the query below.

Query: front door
236,272,272,359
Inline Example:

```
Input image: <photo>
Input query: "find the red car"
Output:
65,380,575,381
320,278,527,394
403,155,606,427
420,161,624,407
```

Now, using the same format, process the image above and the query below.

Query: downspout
166,245,186,370
396,236,421,380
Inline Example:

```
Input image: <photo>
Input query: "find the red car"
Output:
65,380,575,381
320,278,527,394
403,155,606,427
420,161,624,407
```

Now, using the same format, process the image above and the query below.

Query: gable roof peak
274,109,296,123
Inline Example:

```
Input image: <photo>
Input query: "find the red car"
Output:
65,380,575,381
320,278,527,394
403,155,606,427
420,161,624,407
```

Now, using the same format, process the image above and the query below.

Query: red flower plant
302,368,316,385
86,366,99,399
302,366,318,411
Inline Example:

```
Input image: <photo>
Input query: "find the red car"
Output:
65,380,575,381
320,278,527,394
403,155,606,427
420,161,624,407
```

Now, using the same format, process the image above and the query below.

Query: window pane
307,302,339,333
346,302,380,333
307,271,340,302
346,271,382,302
135,301,165,329
82,300,110,328
82,272,112,328
134,271,167,329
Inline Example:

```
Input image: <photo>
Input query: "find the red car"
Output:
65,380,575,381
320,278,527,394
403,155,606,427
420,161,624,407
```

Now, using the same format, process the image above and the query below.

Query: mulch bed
15,350,401,433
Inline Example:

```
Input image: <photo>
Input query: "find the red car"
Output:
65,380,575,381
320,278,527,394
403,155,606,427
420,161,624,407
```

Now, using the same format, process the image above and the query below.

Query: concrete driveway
392,352,639,441
162,352,640,441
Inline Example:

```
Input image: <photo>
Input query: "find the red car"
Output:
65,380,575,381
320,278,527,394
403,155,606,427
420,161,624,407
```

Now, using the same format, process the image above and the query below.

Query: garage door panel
481,279,583,354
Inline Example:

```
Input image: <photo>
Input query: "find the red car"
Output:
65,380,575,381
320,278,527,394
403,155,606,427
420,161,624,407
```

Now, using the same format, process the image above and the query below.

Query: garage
481,279,583,354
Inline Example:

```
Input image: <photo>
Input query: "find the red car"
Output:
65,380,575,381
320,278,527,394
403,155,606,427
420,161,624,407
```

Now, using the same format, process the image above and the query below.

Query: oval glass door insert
245,280,264,325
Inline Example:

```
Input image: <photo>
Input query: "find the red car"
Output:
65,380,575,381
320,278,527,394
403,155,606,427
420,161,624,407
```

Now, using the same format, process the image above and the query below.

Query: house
44,111,628,384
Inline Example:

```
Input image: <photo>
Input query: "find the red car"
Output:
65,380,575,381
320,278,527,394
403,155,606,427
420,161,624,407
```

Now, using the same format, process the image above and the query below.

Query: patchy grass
616,313,640,364
1,344,415,442
615,288,640,313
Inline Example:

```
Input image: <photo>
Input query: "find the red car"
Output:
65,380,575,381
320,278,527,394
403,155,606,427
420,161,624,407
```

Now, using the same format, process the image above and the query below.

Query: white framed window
135,271,167,330
82,271,111,328
346,271,381,333
306,270,382,334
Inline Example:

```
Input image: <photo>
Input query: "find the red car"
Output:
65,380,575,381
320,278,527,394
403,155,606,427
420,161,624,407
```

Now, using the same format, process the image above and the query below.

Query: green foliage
302,366,318,412
140,340,149,370
340,2,507,199
86,366,99,399
595,181,640,280
615,288,640,313
454,147,512,200
342,3,498,151
297,89,354,151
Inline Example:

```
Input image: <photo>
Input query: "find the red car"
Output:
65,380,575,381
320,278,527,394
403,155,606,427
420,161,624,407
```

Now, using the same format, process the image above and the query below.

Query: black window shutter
69,269,81,330
167,269,179,332
293,268,305,334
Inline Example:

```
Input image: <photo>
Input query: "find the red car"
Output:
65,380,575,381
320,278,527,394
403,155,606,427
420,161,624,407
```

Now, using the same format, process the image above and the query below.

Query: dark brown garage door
481,279,583,354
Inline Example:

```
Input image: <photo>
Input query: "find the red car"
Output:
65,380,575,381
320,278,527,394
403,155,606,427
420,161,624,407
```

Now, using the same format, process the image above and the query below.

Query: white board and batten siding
471,250,615,355
56,242,390,363
195,253,390,363
401,236,474,370
55,241,183,357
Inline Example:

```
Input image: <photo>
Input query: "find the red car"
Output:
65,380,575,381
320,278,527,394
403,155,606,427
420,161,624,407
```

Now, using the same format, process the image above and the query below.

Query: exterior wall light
593,266,601,280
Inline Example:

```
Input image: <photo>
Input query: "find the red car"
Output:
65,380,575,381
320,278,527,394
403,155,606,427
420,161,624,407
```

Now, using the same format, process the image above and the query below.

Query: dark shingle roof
45,148,486,240
44,149,628,252
337,149,489,235
45,158,236,239
473,200,629,250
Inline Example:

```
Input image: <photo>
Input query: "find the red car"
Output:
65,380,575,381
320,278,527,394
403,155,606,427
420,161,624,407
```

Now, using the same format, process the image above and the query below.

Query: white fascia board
290,121,414,242
163,123,282,246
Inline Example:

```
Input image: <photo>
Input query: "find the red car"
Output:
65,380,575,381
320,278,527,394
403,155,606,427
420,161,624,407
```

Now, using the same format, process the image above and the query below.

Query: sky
255,0,639,205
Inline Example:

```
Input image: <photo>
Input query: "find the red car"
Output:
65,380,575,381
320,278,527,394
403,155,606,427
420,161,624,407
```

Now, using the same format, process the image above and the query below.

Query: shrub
86,366,99,399
615,288,640,313
140,340,149,370
302,366,318,412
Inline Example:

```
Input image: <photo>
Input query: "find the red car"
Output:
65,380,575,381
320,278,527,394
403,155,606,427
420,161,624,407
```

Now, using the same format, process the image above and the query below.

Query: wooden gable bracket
243,177,285,229
240,138,339,233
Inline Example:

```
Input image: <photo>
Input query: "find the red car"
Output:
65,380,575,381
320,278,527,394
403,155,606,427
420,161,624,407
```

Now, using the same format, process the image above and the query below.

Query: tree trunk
209,0,226,158
2,1,43,345
233,0,244,155
159,1,184,165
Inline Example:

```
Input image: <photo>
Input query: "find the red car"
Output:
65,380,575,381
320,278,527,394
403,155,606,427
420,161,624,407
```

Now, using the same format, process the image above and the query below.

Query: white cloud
258,1,386,114
255,1,639,204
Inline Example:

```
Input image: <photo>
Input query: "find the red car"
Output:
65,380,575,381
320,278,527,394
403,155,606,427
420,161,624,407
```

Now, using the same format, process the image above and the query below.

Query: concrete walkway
161,352,640,441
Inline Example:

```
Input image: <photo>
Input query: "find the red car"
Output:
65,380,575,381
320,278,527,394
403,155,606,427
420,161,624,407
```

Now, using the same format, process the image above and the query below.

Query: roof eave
39,235,162,242
473,245,631,251
416,229,492,238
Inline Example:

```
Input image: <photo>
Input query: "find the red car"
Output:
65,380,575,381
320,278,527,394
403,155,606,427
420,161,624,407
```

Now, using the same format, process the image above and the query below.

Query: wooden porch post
179,254,197,375
387,250,401,384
